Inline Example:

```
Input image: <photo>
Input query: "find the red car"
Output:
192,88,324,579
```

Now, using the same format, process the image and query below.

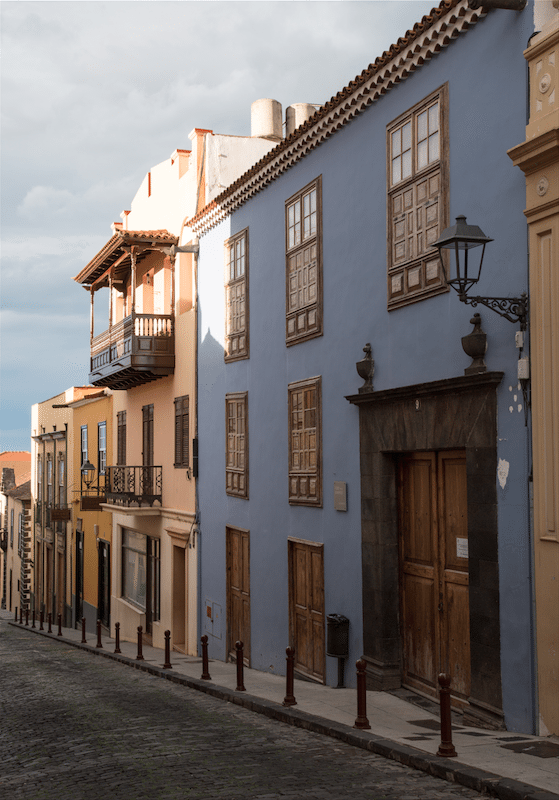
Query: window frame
18,512,24,557
386,84,449,310
174,395,190,468
58,456,65,506
98,421,107,476
224,228,249,362
81,425,88,467
285,176,323,346
288,376,322,507
47,457,53,507
10,508,14,548
225,392,248,499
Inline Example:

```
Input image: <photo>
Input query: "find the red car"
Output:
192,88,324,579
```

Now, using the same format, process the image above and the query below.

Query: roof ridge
189,0,485,235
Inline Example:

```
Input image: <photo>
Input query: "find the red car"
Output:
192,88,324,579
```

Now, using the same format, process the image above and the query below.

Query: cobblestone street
0,621,485,800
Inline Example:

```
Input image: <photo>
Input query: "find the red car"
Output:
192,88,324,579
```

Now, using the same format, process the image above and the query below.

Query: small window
285,177,322,346
225,229,249,361
174,396,189,468
387,85,448,309
288,377,322,506
58,457,65,505
226,392,248,499
10,508,14,548
81,425,88,466
117,411,127,466
98,421,107,475
37,459,43,503
47,458,53,506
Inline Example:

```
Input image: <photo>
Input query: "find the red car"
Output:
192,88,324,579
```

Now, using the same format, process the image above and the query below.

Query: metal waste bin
326,614,349,658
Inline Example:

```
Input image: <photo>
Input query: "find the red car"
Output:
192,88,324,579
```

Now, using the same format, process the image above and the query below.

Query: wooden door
98,541,110,628
289,539,325,682
226,527,250,665
398,451,470,702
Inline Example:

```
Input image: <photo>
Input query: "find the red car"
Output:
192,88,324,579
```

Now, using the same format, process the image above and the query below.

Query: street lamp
81,460,96,492
433,216,529,330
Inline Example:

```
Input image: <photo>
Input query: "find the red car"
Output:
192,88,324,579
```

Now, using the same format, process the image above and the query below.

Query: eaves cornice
189,0,486,236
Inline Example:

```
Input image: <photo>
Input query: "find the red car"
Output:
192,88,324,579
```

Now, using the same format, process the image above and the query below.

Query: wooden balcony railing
90,313,174,390
105,466,162,507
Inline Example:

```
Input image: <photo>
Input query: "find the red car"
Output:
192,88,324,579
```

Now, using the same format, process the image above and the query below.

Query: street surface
0,620,484,800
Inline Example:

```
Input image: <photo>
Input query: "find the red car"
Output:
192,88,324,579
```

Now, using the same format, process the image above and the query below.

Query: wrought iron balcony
105,466,162,507
89,313,175,390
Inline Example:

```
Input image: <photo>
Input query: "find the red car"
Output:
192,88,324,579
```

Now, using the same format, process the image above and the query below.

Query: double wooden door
398,451,470,702
288,539,325,682
226,527,250,665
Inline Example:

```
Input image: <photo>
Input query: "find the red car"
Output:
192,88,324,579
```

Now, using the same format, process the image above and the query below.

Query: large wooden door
288,539,325,682
398,451,470,702
226,527,250,665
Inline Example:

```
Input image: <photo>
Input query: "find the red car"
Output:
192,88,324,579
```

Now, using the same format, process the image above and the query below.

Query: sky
1,0,438,452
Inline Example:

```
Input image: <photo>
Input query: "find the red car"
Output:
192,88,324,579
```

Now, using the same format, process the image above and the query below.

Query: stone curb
9,622,559,800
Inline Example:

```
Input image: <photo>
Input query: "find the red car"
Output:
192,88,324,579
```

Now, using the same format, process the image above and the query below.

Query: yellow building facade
509,4,559,735
68,390,113,632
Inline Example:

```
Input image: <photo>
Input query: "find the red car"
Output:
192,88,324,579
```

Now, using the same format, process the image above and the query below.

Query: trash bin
326,614,350,658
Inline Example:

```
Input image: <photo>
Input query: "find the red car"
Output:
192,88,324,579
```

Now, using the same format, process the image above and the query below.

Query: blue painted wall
197,3,535,731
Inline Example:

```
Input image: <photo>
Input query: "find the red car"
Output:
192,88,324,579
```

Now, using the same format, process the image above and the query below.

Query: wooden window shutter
288,377,321,506
225,392,248,498
174,396,189,467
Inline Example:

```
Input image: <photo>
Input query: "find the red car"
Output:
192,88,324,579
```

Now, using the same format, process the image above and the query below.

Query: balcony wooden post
90,287,95,344
169,253,176,317
108,270,113,332
130,247,137,316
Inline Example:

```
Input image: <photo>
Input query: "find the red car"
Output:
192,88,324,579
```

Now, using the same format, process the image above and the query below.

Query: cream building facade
509,0,559,736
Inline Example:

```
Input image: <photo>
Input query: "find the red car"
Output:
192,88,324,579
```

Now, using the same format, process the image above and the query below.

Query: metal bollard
136,626,144,660
235,641,246,691
57,613,63,636
436,673,457,757
47,613,52,634
354,659,371,729
163,630,172,669
81,617,87,644
32,607,36,628
283,646,297,707
19,607,23,625
96,620,103,648
200,634,211,680
39,610,44,631
25,608,29,626
114,621,121,654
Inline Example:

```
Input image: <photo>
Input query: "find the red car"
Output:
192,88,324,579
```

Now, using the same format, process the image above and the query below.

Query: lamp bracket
460,292,528,330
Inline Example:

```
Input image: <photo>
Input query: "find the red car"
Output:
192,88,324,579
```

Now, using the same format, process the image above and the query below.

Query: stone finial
356,343,375,393
462,314,487,375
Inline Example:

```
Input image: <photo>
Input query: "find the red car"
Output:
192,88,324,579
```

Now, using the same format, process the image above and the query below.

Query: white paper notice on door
456,538,469,559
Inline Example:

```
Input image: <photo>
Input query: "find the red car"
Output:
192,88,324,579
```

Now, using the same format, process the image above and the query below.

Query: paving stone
0,620,485,800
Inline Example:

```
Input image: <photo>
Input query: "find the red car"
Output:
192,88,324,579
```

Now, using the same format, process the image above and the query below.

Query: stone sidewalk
6,612,558,800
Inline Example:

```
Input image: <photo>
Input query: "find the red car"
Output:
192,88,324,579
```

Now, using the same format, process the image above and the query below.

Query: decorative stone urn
461,314,487,375
356,343,374,392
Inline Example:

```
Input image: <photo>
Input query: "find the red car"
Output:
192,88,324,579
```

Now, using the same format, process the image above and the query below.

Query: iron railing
106,465,162,507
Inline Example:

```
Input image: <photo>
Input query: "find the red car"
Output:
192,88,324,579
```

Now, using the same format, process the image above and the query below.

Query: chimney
286,104,318,137
251,99,283,141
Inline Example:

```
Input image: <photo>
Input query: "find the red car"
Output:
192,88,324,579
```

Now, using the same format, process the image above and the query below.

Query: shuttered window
285,177,322,346
174,396,189,468
226,392,248,498
142,404,154,467
387,85,448,309
117,411,127,466
225,229,249,361
288,377,321,506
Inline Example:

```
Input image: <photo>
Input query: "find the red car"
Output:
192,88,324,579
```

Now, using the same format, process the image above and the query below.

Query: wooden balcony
89,313,175,390
105,465,162,508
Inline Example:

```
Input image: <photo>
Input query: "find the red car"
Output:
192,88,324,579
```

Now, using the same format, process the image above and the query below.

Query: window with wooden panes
117,411,127,466
225,229,249,361
80,425,88,466
288,377,321,506
174,396,189,468
285,177,322,345
47,458,53,506
225,392,248,498
387,85,448,309
58,457,65,506
98,421,107,475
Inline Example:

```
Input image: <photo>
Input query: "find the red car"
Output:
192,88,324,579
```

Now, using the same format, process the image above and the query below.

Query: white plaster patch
498,459,510,489
509,406,514,413
518,404,523,413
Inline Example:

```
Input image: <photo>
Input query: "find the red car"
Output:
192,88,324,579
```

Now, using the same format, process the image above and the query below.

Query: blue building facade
192,0,537,733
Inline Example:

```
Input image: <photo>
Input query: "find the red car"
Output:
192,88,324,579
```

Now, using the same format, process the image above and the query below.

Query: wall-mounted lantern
80,460,105,510
433,216,529,330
